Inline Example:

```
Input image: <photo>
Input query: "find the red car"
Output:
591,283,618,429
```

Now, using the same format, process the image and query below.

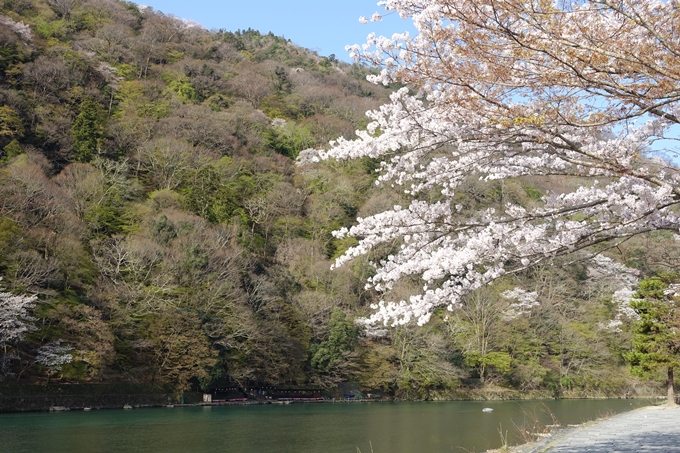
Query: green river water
0,399,656,453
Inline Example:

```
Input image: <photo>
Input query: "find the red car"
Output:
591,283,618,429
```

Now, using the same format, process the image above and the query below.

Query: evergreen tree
1,139,23,163
0,106,24,142
71,97,106,162
309,308,359,376
626,277,680,406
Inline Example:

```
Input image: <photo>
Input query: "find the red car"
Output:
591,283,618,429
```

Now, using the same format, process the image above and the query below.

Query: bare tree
228,67,271,107
445,289,510,383
23,56,74,98
45,0,81,19
0,159,66,227
135,137,193,190
53,163,104,220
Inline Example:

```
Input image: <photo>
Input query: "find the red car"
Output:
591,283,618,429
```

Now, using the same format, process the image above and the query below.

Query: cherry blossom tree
0,279,36,378
36,341,73,377
0,279,36,349
306,0,680,326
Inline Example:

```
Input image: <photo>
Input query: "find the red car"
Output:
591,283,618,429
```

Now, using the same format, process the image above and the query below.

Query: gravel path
503,405,680,453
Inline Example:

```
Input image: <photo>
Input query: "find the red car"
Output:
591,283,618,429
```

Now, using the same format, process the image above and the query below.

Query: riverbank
1,393,662,414
435,385,658,402
0,383,175,413
0,382,665,413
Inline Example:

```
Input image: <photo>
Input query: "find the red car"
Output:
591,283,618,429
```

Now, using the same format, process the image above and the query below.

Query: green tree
165,77,198,103
626,277,680,406
71,97,106,162
309,308,359,378
272,66,291,94
1,140,23,163
0,106,24,141
463,351,512,381
265,122,315,159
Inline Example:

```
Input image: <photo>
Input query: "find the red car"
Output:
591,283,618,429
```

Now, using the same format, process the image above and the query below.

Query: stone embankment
495,404,680,453
0,383,175,413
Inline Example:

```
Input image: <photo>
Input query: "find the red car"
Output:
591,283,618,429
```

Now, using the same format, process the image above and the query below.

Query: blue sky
136,1,414,62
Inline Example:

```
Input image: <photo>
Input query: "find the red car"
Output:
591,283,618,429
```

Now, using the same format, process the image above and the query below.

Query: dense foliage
0,0,674,399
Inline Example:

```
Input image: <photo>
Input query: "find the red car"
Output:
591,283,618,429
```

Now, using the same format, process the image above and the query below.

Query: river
0,399,656,453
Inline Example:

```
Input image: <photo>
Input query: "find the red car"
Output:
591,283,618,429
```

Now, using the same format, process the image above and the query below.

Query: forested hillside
0,0,674,399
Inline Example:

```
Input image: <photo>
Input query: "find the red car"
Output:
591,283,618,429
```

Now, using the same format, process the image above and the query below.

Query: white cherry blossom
0,279,37,346
501,288,539,320
36,341,73,372
300,0,680,326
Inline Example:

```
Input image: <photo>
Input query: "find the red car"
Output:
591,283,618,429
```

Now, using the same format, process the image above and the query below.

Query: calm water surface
0,399,655,453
